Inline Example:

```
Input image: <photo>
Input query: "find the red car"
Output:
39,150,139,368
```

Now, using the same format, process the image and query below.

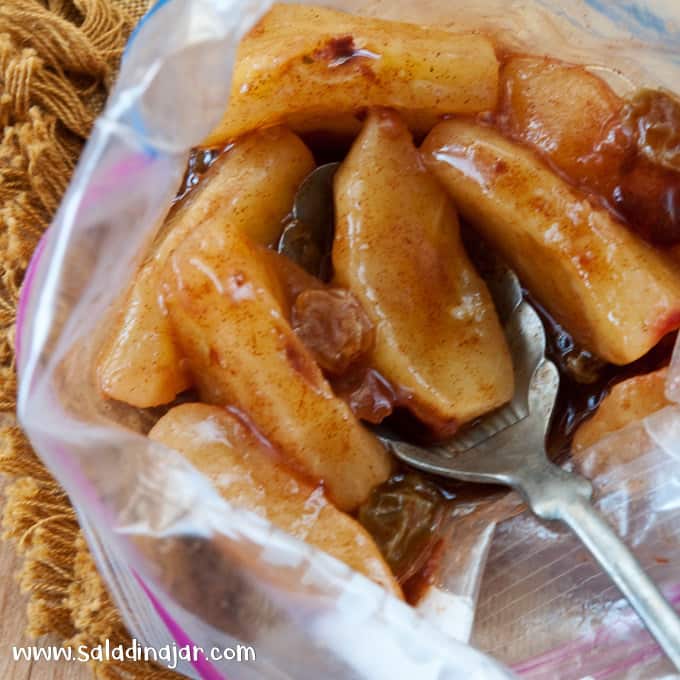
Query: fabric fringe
0,0,183,677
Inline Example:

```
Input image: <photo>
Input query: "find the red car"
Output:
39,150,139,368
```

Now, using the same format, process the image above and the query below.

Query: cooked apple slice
570,368,671,493
573,368,669,454
149,403,402,597
202,3,499,145
333,110,514,431
422,120,680,365
161,217,392,511
98,127,314,408
500,57,625,189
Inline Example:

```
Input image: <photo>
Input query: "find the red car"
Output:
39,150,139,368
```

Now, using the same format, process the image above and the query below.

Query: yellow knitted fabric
0,1,182,677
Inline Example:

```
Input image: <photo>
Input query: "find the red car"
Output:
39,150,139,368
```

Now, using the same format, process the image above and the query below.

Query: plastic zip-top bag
15,0,680,678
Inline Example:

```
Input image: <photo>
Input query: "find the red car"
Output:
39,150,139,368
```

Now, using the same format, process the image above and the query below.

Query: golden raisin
292,288,374,375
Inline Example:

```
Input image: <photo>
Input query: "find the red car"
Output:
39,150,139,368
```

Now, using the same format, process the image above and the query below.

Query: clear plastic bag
15,0,680,678
473,356,680,678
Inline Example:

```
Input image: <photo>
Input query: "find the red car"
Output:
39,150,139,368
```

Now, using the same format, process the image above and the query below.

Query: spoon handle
520,461,680,670
560,494,680,669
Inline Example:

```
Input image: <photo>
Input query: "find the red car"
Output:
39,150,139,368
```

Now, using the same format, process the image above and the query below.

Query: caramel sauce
542,311,674,462
175,147,221,203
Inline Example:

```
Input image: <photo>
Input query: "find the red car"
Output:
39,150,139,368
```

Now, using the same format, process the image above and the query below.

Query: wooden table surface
0,519,90,680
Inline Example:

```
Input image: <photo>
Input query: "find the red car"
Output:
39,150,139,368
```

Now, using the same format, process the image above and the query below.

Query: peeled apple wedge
97,127,314,408
202,3,499,146
149,403,402,598
572,368,669,453
422,120,680,365
333,110,514,429
500,57,624,188
161,217,392,511
570,368,671,491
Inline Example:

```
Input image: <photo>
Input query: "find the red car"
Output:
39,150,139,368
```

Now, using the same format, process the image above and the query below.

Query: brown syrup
175,147,221,203
536,299,675,461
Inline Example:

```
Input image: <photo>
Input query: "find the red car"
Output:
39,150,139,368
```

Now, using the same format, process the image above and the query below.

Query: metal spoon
294,162,680,669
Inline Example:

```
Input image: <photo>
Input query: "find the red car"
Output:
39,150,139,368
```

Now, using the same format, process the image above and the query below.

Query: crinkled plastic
473,357,680,679
14,0,680,678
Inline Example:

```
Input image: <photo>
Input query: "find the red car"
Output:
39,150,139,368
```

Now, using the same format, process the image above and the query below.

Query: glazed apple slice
572,368,669,454
98,127,314,408
333,110,514,431
150,403,402,597
161,217,392,511
500,56,625,190
422,120,680,365
203,3,499,145
570,368,670,494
